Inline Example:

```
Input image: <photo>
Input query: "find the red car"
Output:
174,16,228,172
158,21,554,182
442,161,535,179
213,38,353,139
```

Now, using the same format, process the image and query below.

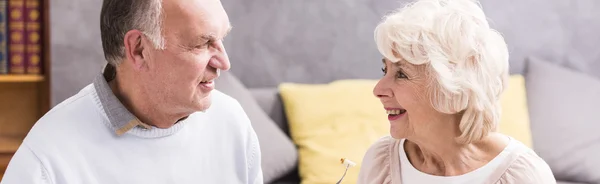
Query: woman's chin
389,127,408,140
389,121,408,139
390,133,404,139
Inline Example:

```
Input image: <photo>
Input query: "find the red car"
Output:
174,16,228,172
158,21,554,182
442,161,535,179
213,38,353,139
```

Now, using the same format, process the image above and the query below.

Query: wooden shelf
0,0,51,179
0,137,22,154
0,75,45,83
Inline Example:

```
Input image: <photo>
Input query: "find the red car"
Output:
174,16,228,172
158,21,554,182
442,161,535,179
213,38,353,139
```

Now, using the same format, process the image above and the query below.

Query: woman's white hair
374,0,510,144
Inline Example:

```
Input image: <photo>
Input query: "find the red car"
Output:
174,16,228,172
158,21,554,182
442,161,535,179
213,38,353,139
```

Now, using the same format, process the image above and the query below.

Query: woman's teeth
386,109,406,115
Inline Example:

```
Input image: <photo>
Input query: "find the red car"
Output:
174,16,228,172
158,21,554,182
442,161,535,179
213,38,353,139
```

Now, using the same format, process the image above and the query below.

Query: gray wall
51,0,104,105
51,0,600,106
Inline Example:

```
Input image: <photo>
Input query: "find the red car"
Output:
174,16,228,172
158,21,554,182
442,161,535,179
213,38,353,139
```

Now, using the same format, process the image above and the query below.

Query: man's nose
209,40,231,71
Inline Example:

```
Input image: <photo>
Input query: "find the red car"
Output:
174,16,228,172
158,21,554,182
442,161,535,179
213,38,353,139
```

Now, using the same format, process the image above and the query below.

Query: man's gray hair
100,0,165,66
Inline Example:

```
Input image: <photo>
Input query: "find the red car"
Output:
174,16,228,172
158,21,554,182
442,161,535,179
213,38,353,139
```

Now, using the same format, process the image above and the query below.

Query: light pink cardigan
357,136,557,184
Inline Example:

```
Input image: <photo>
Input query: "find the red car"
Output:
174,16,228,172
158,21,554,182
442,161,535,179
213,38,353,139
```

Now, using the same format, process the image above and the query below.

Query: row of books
0,0,43,75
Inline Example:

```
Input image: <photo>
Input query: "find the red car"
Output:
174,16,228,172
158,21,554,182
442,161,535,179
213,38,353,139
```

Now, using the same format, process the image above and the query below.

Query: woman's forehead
382,58,410,67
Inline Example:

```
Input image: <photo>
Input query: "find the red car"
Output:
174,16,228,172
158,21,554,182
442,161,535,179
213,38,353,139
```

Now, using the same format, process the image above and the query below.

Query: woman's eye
396,71,408,79
381,67,387,75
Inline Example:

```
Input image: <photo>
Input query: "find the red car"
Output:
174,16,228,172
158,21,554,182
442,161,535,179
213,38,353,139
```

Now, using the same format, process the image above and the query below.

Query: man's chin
194,94,212,112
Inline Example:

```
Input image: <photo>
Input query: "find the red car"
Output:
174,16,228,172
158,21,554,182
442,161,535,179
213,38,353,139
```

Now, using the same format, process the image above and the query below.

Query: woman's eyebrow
382,58,410,69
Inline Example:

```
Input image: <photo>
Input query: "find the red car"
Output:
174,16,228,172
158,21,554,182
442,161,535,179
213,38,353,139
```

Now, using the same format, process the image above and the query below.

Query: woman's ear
123,30,147,70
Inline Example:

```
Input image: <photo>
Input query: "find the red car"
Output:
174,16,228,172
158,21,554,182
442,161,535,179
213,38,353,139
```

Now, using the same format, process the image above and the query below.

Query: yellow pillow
279,80,388,184
278,75,532,184
498,75,533,148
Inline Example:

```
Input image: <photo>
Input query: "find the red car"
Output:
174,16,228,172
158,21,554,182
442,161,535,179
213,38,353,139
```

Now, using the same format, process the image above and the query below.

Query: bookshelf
0,0,50,179
0,74,44,82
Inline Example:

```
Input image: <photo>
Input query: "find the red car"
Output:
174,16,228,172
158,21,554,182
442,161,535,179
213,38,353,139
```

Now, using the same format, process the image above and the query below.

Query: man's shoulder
40,84,100,123
24,84,104,144
47,83,96,112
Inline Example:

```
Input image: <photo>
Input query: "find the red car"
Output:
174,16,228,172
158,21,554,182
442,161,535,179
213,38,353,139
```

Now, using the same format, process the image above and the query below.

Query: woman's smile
385,107,407,121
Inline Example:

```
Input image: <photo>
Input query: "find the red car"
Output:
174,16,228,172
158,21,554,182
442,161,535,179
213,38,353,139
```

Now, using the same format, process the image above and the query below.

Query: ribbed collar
92,64,186,138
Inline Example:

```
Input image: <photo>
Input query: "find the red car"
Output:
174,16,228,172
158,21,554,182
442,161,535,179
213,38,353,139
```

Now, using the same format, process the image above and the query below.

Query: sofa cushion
215,71,298,183
525,57,600,183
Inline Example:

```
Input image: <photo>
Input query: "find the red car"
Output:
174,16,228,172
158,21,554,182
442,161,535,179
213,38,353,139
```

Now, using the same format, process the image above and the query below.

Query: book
24,0,40,74
0,0,7,74
7,0,25,74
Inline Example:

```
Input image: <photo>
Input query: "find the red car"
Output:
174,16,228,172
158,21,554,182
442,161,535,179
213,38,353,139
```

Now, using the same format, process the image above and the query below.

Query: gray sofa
50,0,600,183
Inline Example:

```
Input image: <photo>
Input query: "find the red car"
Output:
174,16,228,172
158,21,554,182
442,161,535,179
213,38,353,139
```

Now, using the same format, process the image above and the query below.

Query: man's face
140,0,231,115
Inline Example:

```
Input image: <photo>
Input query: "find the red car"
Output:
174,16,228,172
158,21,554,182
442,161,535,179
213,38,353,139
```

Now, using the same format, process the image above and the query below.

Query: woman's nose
373,78,393,98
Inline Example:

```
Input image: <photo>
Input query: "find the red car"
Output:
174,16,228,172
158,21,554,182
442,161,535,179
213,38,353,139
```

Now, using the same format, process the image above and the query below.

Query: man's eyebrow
193,24,232,43
194,34,216,43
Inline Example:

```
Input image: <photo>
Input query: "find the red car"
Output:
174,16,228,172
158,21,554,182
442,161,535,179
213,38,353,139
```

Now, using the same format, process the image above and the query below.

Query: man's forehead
162,0,228,23
162,0,231,39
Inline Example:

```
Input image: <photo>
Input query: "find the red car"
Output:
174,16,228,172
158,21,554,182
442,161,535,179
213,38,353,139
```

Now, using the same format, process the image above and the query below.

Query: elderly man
1,0,263,183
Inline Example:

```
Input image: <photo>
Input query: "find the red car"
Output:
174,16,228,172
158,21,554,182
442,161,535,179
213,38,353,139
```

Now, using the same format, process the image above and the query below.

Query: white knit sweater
1,75,263,184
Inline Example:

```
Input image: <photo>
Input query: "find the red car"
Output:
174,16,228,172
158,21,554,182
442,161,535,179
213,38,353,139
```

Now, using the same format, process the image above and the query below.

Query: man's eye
195,45,207,49
196,40,213,49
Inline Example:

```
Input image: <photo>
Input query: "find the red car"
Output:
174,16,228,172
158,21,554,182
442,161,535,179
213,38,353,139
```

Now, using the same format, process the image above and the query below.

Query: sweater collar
93,64,152,136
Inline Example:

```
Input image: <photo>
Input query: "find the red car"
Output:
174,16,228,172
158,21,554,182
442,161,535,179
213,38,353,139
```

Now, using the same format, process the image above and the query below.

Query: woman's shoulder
362,135,397,162
494,140,557,184
357,135,401,184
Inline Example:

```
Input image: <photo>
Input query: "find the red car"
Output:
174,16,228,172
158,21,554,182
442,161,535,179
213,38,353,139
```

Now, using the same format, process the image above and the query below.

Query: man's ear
123,30,146,70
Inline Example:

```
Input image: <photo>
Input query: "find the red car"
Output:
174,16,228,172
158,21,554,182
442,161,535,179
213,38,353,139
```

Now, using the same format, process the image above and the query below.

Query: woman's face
373,58,456,139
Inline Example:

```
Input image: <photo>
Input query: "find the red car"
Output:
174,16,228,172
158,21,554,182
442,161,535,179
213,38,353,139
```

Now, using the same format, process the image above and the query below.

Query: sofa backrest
221,0,600,88
249,88,290,136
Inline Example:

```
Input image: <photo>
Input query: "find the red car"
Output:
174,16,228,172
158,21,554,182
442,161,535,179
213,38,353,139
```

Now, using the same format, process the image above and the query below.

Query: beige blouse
357,136,557,184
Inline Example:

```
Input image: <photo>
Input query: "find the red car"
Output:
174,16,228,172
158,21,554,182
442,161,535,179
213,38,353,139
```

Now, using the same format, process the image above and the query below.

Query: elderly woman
357,0,556,183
